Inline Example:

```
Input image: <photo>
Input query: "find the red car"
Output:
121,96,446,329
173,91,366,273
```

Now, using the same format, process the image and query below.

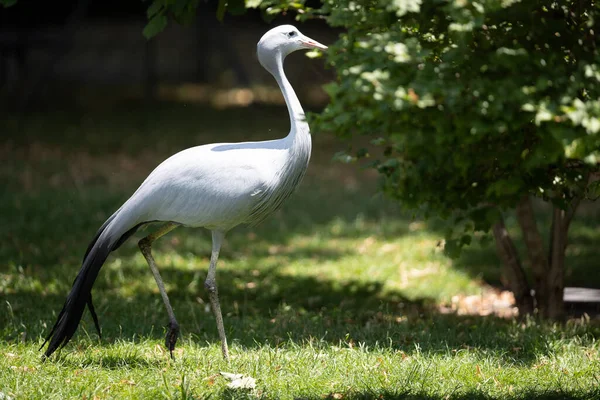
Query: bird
41,25,327,361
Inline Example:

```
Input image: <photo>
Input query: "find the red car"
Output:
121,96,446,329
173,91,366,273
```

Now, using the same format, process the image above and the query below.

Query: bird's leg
205,230,229,361
138,222,180,359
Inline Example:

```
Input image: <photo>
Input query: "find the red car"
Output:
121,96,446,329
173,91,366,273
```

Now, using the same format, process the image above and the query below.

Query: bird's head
257,25,327,72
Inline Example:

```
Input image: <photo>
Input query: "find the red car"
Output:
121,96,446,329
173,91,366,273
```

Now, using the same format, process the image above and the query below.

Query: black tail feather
42,214,129,356
82,214,142,339
42,237,113,357
42,218,146,357
78,212,117,338
87,294,102,339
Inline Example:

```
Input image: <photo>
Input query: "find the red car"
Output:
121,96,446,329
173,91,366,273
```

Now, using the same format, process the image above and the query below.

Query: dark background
0,0,335,112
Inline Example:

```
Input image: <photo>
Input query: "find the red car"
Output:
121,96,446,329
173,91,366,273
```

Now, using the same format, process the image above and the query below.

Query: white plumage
124,136,305,230
42,25,327,361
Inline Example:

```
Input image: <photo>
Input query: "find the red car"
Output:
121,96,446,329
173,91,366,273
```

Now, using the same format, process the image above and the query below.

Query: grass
1,102,600,399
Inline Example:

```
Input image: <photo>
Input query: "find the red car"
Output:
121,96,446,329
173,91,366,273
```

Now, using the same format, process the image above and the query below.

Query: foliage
301,0,600,255
141,0,320,38
143,0,201,38
0,0,17,7
143,0,247,38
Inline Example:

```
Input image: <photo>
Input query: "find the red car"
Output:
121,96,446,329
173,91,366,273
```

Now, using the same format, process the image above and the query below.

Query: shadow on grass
4,254,599,368
53,351,166,370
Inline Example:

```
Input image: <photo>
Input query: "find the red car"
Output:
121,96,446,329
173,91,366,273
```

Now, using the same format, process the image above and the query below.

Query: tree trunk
547,207,566,320
515,195,550,315
492,219,534,315
546,186,584,320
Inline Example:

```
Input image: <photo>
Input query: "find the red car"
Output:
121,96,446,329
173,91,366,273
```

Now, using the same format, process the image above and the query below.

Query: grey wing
121,154,270,230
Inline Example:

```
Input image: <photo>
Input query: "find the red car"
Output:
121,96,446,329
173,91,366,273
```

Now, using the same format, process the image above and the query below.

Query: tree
243,0,600,319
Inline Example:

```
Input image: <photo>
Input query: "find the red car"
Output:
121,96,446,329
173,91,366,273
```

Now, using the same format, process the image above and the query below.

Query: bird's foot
165,320,180,360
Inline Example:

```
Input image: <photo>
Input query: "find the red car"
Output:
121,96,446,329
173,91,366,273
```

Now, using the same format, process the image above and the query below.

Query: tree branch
493,218,534,315
515,194,549,314
547,207,566,320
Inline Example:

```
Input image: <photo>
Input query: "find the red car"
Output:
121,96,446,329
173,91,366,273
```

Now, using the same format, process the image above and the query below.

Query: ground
1,102,599,399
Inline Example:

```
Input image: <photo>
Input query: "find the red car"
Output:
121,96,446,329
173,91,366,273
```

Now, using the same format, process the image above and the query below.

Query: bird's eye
288,31,297,37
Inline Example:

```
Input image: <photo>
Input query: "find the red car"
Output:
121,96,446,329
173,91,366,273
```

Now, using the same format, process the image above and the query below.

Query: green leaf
305,49,323,59
245,0,262,8
146,0,163,18
266,6,282,15
587,180,600,201
444,239,463,259
227,0,247,15
143,14,168,39
332,151,355,164
0,0,17,7
356,148,369,158
173,0,190,16
479,233,492,247
216,0,227,21
460,234,472,246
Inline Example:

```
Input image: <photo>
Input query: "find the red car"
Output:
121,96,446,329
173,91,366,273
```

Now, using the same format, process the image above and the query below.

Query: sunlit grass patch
1,329,599,399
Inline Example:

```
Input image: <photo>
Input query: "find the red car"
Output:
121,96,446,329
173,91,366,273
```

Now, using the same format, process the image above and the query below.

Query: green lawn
1,103,599,399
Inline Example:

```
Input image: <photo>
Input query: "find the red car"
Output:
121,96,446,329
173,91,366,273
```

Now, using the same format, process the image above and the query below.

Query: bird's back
122,138,300,231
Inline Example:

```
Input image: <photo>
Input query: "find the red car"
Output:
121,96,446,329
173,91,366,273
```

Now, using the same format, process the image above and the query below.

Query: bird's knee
168,319,180,332
204,280,218,294
138,237,151,252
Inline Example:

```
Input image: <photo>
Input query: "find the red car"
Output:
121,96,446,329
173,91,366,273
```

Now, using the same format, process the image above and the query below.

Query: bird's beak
300,36,328,50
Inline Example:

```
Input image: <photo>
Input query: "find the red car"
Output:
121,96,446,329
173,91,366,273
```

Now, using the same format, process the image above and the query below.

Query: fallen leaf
205,374,219,386
220,371,256,390
227,376,256,390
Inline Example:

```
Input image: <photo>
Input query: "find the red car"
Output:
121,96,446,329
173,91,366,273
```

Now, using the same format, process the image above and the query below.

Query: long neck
271,54,309,138
246,49,312,225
